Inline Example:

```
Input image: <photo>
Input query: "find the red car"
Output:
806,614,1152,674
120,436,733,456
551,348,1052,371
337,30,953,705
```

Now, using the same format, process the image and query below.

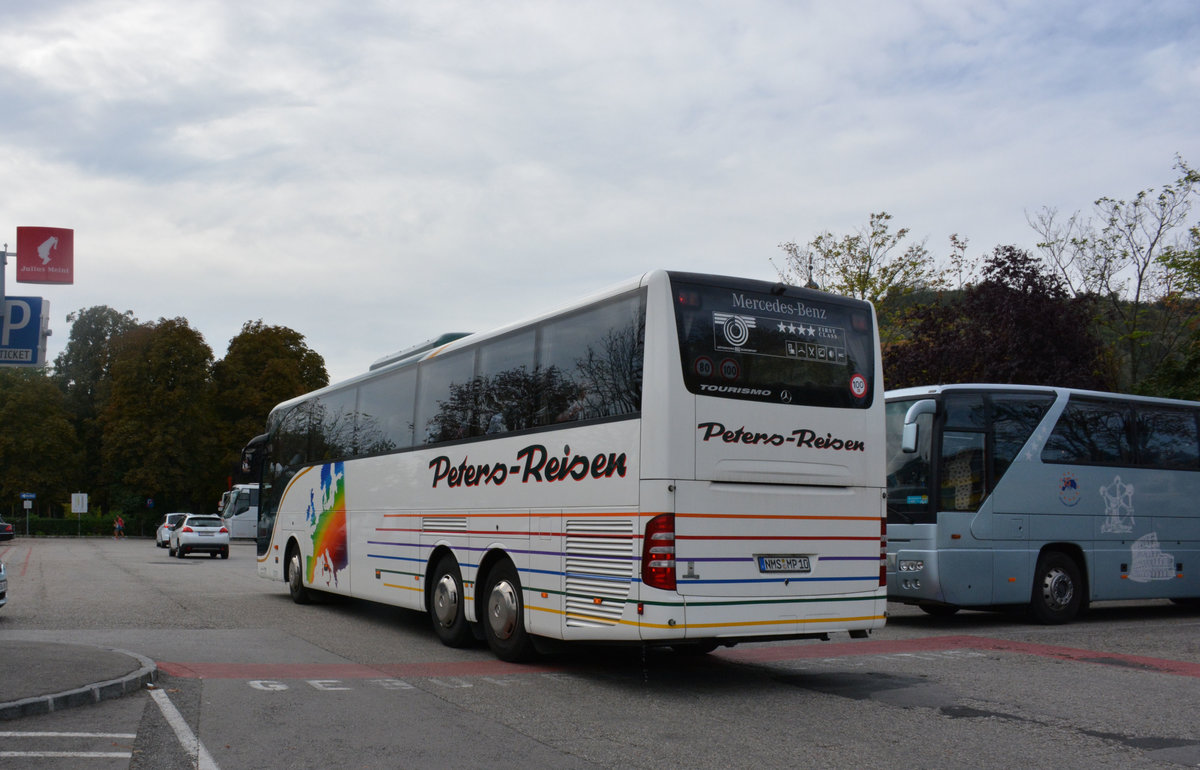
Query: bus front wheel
429,553,473,648
1030,551,1081,624
287,547,312,605
482,560,536,662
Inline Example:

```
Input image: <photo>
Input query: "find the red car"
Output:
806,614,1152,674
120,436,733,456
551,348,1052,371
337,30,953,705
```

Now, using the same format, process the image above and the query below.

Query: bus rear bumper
629,590,888,644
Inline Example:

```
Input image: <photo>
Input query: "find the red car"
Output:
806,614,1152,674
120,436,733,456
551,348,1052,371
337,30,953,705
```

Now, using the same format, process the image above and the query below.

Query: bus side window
312,388,358,461
1136,406,1200,470
357,367,416,454
416,349,477,444
538,293,645,425
940,431,985,512
990,394,1056,483
476,330,537,435
1042,399,1132,465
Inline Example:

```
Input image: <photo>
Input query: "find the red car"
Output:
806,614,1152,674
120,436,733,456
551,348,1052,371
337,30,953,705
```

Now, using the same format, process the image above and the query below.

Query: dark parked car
0,517,14,541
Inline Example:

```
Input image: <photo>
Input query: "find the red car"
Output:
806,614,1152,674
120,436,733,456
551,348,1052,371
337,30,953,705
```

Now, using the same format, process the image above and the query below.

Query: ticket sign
16,226,74,284
0,296,51,366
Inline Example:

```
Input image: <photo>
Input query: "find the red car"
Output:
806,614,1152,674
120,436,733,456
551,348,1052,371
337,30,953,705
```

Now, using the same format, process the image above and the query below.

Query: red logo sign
16,227,74,284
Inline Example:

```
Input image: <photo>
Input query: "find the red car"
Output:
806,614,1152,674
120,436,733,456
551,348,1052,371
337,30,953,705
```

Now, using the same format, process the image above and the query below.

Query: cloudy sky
1,0,1197,382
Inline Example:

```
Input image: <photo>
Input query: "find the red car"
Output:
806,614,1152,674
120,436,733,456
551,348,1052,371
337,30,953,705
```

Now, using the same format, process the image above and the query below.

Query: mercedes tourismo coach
242,270,887,661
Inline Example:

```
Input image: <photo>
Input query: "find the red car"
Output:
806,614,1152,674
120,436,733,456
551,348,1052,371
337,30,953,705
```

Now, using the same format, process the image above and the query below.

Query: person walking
113,515,125,539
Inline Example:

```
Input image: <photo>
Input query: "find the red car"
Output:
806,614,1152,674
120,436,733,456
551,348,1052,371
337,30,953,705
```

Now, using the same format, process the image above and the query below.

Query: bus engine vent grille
564,518,634,627
422,517,467,532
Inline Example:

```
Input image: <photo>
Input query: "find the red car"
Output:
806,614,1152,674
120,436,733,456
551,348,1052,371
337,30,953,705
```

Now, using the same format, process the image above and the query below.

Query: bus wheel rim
433,574,459,627
290,553,303,590
488,579,519,640
1043,568,1073,610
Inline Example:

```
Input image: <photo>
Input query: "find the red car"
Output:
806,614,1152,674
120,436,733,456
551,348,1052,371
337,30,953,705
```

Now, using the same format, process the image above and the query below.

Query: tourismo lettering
429,444,628,488
697,422,865,452
699,384,773,397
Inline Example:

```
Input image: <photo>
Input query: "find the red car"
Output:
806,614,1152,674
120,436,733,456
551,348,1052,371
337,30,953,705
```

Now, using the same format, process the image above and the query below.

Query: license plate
756,554,812,573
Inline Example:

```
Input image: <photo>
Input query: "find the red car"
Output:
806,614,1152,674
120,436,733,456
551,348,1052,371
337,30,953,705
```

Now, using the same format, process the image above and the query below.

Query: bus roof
268,269,875,418
885,383,1199,409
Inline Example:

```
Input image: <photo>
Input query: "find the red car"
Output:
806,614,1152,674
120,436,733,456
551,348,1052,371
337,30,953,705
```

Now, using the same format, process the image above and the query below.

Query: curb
0,648,158,721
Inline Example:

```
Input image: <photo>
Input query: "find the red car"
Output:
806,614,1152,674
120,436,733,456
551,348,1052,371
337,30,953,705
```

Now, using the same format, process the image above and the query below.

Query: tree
210,320,328,483
0,368,82,514
885,246,1110,390
51,306,140,507
1029,157,1200,390
774,212,949,304
100,318,219,516
1146,225,1200,398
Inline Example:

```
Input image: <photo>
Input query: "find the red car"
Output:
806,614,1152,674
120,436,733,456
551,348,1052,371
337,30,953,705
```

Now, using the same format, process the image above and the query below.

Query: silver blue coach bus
885,384,1200,623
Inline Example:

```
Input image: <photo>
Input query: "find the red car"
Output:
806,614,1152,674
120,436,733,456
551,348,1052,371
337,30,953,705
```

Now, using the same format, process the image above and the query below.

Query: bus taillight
642,513,676,591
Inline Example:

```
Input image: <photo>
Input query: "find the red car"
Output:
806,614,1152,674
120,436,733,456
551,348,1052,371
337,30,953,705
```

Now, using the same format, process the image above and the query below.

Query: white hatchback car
168,515,230,559
155,513,188,548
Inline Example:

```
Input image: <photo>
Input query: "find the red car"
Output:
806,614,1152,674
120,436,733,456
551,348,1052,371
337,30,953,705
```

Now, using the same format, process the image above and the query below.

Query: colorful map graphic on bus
305,462,348,587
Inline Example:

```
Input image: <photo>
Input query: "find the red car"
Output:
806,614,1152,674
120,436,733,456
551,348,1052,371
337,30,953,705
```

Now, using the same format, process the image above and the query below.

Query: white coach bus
886,384,1200,622
242,270,887,660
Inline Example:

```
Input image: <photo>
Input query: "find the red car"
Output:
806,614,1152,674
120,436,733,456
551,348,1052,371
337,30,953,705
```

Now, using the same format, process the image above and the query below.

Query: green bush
12,512,159,538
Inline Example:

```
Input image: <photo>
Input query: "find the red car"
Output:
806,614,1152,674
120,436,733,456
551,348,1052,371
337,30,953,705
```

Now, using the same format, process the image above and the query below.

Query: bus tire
919,604,960,617
429,553,473,648
287,547,312,605
1030,551,1082,624
482,560,536,662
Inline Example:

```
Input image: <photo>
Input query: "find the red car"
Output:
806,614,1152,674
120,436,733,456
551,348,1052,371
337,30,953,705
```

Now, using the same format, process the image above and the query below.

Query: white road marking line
0,731,136,738
0,751,131,758
149,687,220,770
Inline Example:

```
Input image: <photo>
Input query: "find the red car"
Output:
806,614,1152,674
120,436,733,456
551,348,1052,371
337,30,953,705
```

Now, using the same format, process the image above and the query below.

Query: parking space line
0,731,137,738
0,731,136,761
149,687,220,770
0,751,131,758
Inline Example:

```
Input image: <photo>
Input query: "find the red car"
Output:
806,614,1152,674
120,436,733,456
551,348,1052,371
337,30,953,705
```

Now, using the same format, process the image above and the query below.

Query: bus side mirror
901,399,937,453
241,433,268,475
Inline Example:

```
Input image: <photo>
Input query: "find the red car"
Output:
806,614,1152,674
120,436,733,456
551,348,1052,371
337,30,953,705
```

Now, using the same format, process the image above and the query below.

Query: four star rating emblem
777,321,816,336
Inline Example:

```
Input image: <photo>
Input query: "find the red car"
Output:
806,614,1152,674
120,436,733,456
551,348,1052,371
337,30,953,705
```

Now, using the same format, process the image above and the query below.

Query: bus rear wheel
429,554,473,648
482,560,536,662
1030,551,1082,624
